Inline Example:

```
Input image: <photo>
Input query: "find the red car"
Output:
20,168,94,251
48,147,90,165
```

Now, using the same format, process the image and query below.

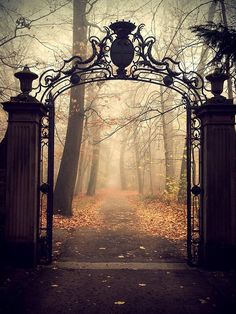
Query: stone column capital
2,97,46,119
195,99,236,127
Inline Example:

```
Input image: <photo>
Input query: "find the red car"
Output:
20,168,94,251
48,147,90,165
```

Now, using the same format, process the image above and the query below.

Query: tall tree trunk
178,0,217,203
120,136,127,190
74,137,86,196
102,144,112,188
160,87,175,193
74,121,91,195
148,134,154,194
133,129,143,194
54,0,87,216
86,142,100,195
86,109,101,196
178,142,187,203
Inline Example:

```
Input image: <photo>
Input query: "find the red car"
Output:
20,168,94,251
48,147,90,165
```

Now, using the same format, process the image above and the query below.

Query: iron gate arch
34,21,206,265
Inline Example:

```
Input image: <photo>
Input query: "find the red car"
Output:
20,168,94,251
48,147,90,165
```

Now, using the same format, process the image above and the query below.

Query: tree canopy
190,22,236,66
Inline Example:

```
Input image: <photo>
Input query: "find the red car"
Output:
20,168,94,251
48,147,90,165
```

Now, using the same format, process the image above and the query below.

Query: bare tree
86,104,101,196
120,133,128,190
54,0,88,216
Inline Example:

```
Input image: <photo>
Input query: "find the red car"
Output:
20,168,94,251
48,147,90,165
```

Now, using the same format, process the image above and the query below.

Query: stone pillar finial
205,68,229,99
14,66,38,95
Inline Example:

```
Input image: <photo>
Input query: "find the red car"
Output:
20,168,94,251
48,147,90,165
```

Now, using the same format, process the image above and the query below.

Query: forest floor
0,189,236,314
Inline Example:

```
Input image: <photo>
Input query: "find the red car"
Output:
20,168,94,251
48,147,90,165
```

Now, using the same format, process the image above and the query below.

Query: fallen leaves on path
128,195,187,241
114,301,126,305
53,194,103,231
53,190,186,243
138,283,146,287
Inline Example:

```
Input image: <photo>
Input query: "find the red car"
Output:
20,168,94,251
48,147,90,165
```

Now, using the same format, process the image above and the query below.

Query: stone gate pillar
2,67,46,267
196,70,236,268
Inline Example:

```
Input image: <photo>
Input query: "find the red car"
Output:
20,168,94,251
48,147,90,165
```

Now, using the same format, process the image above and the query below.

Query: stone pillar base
202,243,236,269
5,242,37,267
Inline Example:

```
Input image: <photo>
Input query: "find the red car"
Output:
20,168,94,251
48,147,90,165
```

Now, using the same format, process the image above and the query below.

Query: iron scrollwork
33,21,207,106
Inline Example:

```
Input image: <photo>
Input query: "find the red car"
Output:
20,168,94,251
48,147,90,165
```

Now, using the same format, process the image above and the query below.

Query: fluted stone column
196,95,236,268
3,96,46,266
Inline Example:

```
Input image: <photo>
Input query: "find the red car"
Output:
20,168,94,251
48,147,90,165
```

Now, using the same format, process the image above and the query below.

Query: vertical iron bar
186,100,192,265
46,94,55,263
38,115,49,263
37,116,42,261
199,112,203,264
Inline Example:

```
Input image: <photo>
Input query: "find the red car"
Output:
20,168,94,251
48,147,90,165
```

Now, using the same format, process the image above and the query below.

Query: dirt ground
0,190,236,314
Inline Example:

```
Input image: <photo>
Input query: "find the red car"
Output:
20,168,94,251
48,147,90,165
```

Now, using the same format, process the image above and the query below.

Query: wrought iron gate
37,97,202,266
38,94,55,264
36,20,204,266
187,102,202,266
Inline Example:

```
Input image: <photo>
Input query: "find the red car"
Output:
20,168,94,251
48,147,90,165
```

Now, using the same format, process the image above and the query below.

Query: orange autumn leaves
53,190,186,243
53,194,103,231
129,195,187,241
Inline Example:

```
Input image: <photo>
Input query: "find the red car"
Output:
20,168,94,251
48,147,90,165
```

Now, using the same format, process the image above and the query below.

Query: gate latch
191,185,201,196
40,183,50,194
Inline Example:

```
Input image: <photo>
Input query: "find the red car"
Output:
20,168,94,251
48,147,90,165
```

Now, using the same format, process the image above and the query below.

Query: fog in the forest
0,0,235,200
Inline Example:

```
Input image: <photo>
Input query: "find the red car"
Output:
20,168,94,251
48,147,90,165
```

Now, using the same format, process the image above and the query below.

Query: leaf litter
53,194,103,231
52,190,186,257
128,194,187,242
